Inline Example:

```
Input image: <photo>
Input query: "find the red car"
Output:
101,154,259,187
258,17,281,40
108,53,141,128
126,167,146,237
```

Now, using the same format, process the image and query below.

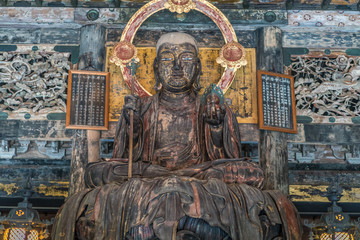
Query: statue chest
152,101,199,170
155,103,196,147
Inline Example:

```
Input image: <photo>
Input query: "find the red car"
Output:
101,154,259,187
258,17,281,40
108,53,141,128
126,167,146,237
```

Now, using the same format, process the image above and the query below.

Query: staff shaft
128,74,135,179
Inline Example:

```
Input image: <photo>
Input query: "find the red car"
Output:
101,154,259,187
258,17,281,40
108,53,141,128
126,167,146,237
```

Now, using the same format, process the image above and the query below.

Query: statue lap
53,176,299,240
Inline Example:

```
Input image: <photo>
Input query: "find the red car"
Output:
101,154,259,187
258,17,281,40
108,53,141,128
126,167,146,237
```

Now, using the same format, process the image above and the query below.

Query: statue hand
204,94,225,126
221,161,264,188
123,95,140,124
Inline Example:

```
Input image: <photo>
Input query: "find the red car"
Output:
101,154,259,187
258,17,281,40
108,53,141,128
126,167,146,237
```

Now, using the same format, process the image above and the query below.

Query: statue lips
169,71,187,88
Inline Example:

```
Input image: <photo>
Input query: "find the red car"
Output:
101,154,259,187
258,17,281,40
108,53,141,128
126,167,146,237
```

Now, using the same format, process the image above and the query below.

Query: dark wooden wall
0,3,359,230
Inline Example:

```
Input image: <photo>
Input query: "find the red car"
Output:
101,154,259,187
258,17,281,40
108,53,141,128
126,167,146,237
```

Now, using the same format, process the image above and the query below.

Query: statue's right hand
123,95,140,124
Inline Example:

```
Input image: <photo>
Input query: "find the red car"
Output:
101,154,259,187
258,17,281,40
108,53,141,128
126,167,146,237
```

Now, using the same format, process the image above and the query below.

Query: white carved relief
0,47,71,118
287,54,360,120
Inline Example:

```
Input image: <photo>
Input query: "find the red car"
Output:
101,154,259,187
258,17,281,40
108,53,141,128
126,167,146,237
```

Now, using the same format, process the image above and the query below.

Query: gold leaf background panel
106,47,257,123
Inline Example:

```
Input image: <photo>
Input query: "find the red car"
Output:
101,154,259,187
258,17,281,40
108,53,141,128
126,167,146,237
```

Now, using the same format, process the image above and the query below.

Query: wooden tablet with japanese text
66,70,109,130
257,70,297,134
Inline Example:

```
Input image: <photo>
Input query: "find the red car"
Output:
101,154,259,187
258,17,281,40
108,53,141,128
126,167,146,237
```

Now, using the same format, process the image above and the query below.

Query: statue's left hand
219,161,264,188
204,94,225,126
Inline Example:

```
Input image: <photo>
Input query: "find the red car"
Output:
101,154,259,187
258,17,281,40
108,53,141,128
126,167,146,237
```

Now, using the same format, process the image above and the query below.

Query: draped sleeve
201,104,242,161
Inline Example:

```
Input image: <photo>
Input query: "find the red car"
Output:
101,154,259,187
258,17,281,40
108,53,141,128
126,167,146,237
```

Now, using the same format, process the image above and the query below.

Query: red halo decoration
217,42,247,69
224,43,243,61
110,41,139,66
113,0,247,97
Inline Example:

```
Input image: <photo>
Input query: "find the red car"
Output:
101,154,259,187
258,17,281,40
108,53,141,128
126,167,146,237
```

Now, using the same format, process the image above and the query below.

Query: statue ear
197,57,202,76
193,57,202,92
153,57,162,91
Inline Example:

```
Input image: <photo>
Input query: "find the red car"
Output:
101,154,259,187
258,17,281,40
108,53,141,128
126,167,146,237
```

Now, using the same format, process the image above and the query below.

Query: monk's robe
52,92,302,240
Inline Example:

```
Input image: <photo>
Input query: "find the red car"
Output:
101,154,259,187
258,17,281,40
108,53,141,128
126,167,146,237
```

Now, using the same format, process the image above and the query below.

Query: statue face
156,43,199,93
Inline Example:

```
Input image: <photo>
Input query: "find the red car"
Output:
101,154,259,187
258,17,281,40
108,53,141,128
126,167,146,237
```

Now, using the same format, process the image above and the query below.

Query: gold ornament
110,41,139,66
216,42,247,69
164,0,196,14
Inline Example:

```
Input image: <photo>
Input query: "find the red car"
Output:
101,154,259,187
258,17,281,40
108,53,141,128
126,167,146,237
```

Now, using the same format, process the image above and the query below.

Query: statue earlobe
197,57,202,76
193,58,202,92
153,57,162,91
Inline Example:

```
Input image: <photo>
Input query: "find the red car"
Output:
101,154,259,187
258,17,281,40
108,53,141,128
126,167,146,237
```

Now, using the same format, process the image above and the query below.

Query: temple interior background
0,0,360,239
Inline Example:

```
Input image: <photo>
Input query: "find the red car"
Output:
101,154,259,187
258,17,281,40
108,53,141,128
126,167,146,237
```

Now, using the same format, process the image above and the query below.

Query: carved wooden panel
0,8,74,23
290,184,360,203
0,140,72,160
288,143,360,164
106,47,258,123
286,52,360,123
0,45,72,120
288,10,360,27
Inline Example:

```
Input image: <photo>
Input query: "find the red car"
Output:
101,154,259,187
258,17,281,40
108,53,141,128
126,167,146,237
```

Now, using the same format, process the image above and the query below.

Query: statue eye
160,57,173,61
159,52,174,61
180,54,194,61
182,57,193,61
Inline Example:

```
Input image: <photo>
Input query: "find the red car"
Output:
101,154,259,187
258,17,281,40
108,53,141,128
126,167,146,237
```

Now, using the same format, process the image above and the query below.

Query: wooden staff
126,59,140,179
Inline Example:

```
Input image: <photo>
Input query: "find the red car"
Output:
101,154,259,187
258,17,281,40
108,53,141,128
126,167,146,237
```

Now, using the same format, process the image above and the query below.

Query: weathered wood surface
294,202,360,215
101,122,260,142
69,130,87,196
289,163,360,187
1,1,359,10
69,24,106,196
290,0,359,10
0,159,69,198
247,0,287,9
0,7,74,23
288,124,360,144
78,24,106,71
114,8,288,25
288,10,360,27
0,8,287,25
289,124,360,144
0,8,358,49
290,184,360,203
289,164,360,203
1,26,359,49
40,28,80,44
0,27,80,44
88,130,100,163
0,7,359,30
0,120,73,140
257,26,289,195
107,29,257,48
282,30,360,48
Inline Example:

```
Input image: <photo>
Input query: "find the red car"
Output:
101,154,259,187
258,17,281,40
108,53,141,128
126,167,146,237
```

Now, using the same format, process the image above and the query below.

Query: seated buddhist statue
52,33,302,240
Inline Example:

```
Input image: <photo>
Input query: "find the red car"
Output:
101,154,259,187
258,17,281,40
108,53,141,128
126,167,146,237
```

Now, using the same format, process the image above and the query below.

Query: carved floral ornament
110,41,139,66
110,0,245,97
216,42,247,69
164,0,196,14
0,49,71,117
287,53,360,119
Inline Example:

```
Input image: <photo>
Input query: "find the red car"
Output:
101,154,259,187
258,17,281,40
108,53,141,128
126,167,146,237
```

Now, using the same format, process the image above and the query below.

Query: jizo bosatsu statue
52,33,302,240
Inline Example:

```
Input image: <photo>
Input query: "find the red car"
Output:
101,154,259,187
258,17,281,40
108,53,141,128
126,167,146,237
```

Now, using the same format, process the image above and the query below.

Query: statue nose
172,57,182,70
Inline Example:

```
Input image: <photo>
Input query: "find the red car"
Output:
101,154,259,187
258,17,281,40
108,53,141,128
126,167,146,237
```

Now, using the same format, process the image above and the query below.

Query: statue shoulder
139,94,158,115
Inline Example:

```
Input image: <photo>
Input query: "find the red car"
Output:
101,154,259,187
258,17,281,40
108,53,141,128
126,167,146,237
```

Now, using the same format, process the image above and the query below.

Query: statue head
154,32,201,93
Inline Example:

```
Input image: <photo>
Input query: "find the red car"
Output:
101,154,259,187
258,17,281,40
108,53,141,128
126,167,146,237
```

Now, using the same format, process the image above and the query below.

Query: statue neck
159,88,194,102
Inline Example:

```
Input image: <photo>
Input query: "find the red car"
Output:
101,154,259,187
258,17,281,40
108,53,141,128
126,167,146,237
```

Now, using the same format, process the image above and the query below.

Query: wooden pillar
256,26,289,195
69,24,106,196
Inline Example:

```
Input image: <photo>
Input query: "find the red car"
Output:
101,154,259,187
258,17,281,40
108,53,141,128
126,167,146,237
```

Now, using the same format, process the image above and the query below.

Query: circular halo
115,0,245,97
